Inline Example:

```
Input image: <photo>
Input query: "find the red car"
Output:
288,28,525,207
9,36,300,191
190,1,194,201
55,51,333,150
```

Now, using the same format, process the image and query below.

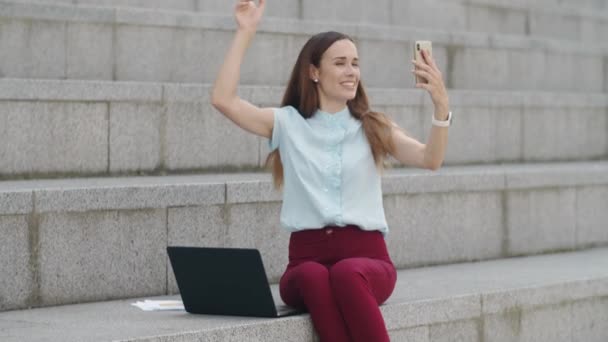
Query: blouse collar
314,106,351,121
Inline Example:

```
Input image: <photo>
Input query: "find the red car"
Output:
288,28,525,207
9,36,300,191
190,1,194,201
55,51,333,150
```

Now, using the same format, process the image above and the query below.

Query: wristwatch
432,111,452,127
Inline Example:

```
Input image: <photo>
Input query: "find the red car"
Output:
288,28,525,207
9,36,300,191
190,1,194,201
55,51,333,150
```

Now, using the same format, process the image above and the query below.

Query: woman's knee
329,259,365,286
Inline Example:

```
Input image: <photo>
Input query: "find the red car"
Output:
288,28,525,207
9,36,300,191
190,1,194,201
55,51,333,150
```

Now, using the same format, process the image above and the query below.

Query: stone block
529,12,581,41
38,210,167,306
115,25,176,82
109,103,162,172
0,18,65,79
66,22,113,80
522,107,607,161
542,54,576,92
199,29,235,84
78,0,196,11
429,319,480,342
164,103,260,170
0,78,162,102
578,55,605,92
508,49,546,91
484,304,573,342
393,0,466,31
0,191,32,215
389,326,429,342
197,0,299,17
0,215,32,311
226,179,282,204
241,32,292,86
451,48,510,90
0,101,108,175
441,106,522,164
571,297,608,342
466,4,527,35
357,39,410,88
576,186,608,247
301,0,391,24
506,189,577,255
226,202,288,282
382,295,481,329
384,191,503,268
35,181,225,213
167,205,226,293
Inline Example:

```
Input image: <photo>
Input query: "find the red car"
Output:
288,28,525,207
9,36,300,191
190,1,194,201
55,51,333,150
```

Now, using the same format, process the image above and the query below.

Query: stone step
1,161,607,311
6,0,608,44
1,247,607,341
1,78,607,179
0,1,606,91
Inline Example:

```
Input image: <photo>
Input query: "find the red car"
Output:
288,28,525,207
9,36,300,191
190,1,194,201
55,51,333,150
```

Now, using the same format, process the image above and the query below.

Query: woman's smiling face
311,39,361,105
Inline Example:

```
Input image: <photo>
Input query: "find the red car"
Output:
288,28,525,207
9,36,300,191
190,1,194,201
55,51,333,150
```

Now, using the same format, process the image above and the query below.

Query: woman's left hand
412,49,449,112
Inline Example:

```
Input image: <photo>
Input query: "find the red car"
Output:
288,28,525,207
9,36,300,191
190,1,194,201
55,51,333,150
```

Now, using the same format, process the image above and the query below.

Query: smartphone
414,40,432,85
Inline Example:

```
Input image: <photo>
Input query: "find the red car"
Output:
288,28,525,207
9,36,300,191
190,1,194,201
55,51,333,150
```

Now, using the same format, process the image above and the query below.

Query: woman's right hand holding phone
235,0,266,33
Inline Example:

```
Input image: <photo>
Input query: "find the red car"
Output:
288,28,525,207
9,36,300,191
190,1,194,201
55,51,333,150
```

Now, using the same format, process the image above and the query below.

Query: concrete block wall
0,2,606,92
1,162,607,311
1,79,607,179
5,0,608,43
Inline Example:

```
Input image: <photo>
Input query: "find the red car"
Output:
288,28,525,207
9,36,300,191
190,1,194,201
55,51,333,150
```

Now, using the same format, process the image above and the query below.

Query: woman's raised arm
211,0,274,139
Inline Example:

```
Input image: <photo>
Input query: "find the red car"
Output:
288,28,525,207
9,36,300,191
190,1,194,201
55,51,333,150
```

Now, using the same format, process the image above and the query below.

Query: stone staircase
0,0,607,341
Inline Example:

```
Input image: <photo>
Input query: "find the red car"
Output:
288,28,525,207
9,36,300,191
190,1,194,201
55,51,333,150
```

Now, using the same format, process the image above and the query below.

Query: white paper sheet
131,299,185,311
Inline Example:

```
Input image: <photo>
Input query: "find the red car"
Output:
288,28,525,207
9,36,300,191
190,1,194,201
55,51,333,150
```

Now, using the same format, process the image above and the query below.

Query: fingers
412,69,433,84
258,0,266,9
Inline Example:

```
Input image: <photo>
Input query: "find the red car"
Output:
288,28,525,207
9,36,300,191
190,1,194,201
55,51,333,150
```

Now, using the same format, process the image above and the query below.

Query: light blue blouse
269,105,389,236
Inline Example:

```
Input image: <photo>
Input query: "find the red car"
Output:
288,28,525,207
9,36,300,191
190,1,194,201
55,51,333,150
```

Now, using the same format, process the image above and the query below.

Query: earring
313,79,318,83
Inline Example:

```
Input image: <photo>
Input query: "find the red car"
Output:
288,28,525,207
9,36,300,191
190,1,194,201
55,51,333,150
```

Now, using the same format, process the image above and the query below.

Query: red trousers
279,225,397,342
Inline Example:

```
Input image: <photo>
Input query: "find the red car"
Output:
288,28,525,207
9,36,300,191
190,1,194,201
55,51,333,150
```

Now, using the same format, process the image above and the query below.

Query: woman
211,1,451,341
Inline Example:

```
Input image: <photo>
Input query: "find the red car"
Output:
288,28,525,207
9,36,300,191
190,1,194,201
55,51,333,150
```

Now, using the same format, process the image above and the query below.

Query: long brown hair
265,31,395,189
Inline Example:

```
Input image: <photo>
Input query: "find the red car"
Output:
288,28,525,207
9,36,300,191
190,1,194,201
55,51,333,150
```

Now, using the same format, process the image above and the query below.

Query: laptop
167,246,304,318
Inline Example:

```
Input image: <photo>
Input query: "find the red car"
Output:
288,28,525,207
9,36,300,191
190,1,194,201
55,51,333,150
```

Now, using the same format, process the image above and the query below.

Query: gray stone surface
164,103,260,170
66,22,113,80
382,295,481,330
523,107,607,161
576,186,608,247
513,304,574,342
226,179,282,204
0,101,107,175
529,11,580,41
35,181,225,213
504,162,608,189
443,106,522,164
0,79,162,102
226,202,288,282
38,210,167,306
79,0,196,11
467,4,527,36
429,319,480,342
506,189,577,255
0,18,65,79
301,0,391,24
0,2,607,91
451,48,511,90
384,192,503,267
109,103,162,172
1,247,607,339
389,326,429,342
167,205,226,293
115,25,177,82
571,297,608,342
0,191,32,215
0,215,32,311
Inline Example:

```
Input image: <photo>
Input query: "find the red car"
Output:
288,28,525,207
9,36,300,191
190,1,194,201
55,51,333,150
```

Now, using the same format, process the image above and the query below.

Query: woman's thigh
329,257,397,305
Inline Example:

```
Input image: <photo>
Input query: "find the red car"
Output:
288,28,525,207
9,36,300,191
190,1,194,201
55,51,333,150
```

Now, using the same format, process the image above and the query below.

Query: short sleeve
268,106,289,151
